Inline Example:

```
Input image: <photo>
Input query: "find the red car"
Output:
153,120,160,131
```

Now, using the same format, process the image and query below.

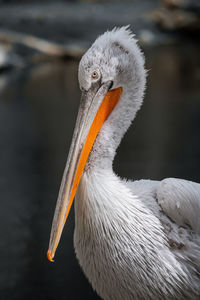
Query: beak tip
47,250,54,262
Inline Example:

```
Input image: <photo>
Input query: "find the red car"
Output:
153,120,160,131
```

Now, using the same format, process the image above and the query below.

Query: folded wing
157,178,200,234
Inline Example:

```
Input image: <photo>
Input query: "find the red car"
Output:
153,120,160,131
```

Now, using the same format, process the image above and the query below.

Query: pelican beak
47,81,122,262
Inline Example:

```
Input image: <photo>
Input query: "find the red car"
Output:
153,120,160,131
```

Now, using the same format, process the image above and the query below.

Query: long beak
47,81,122,262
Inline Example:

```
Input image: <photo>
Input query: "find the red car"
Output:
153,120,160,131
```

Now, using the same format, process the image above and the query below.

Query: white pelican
47,27,200,299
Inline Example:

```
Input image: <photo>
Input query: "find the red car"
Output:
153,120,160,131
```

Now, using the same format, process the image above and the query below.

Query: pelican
47,27,200,299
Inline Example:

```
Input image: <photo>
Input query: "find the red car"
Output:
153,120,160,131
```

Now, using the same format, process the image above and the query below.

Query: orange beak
47,81,122,262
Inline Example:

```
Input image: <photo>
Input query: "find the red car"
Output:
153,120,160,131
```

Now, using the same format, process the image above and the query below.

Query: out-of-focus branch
0,29,84,59
151,0,200,31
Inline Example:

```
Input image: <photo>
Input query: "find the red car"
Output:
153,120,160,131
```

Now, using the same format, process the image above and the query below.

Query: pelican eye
91,70,99,80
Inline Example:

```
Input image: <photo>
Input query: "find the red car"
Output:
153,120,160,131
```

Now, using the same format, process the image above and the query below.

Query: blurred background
0,0,199,299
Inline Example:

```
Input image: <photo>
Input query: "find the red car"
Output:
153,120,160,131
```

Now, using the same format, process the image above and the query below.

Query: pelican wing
157,178,200,234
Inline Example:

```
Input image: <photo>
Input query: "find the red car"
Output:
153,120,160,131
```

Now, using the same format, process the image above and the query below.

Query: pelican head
47,26,146,262
79,26,145,100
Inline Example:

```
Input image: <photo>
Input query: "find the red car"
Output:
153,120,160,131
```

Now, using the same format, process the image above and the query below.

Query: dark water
0,44,200,300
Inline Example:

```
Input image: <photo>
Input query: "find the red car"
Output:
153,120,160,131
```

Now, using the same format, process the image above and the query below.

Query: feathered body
75,172,200,300
72,27,200,299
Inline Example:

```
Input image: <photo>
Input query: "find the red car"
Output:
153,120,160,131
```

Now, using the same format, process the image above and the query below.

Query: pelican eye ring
91,70,99,80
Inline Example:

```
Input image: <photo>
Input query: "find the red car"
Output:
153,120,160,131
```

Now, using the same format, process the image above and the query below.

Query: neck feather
86,74,145,171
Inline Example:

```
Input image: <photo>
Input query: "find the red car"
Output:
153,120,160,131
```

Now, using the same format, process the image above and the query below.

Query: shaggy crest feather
70,27,200,299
